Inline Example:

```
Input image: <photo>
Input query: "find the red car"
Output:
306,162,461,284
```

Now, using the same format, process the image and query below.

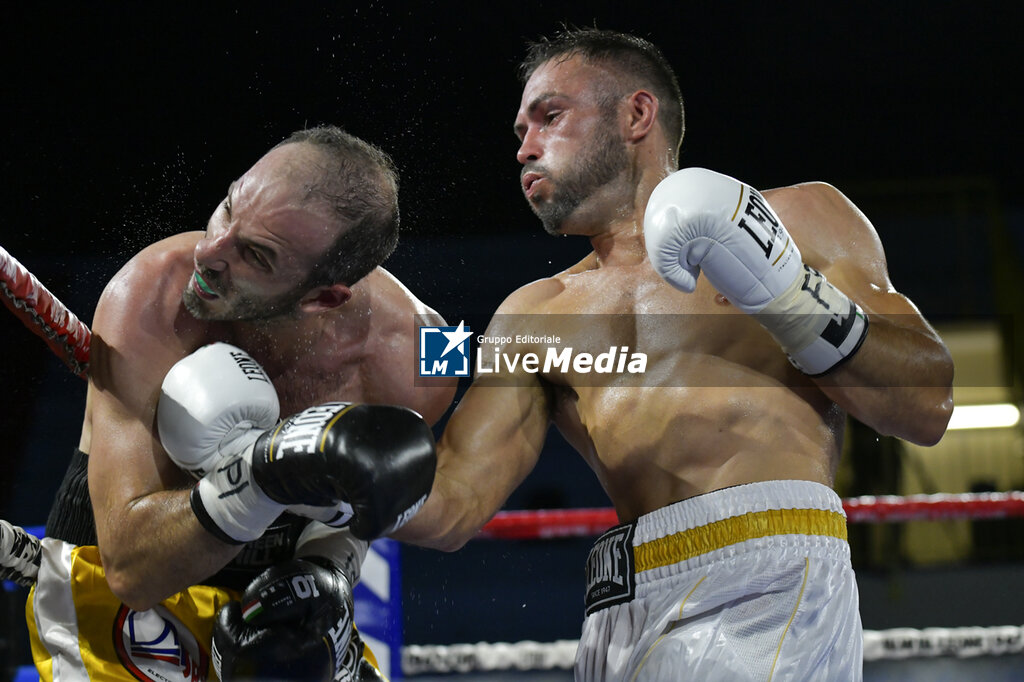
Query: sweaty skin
82,142,455,609
395,55,953,550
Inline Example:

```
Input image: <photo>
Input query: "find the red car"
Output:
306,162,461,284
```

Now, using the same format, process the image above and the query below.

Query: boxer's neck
227,284,371,376
586,167,671,268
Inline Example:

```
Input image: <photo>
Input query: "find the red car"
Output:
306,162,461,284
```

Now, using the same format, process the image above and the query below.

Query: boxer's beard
529,120,628,236
183,274,305,322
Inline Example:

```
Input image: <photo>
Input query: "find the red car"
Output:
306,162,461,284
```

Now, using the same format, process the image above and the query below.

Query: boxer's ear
624,89,658,143
298,284,351,313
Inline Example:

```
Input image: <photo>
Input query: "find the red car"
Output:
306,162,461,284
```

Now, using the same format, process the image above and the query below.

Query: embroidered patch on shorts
584,523,636,615
112,604,209,681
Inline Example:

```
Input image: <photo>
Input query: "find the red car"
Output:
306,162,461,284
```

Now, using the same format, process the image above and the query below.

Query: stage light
946,403,1021,430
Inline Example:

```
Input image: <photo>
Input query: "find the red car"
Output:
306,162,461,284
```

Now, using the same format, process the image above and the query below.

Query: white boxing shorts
576,480,862,682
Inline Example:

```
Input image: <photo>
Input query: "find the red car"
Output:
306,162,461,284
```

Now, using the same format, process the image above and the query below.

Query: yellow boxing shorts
26,539,236,681
25,538,381,681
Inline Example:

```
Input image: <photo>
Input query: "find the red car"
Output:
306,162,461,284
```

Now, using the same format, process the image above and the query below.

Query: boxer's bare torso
395,53,950,552
80,226,452,607
486,186,850,522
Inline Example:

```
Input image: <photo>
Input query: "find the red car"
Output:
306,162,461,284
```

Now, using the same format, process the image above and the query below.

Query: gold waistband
633,507,848,573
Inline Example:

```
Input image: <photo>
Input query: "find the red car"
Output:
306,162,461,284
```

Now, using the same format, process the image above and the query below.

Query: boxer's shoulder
91,233,211,387
103,232,201,307
117,231,202,272
356,266,446,325
762,183,888,281
493,271,573,317
763,183,873,244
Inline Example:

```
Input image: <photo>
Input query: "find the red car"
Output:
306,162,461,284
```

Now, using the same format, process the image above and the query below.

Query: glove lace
0,520,42,586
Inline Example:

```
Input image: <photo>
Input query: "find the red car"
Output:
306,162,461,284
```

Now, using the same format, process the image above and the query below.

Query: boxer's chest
536,265,756,362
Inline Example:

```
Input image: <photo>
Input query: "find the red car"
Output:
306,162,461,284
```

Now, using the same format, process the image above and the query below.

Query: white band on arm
754,264,869,376
294,522,369,585
190,448,285,545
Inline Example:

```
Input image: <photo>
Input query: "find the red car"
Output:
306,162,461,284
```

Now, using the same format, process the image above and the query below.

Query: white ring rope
401,625,1024,675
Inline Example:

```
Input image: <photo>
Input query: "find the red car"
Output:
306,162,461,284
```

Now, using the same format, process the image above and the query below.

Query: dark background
2,2,1019,261
1,0,1022,656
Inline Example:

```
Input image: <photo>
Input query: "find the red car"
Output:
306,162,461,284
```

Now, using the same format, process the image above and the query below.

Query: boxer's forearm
98,488,241,611
815,316,954,445
390,471,484,552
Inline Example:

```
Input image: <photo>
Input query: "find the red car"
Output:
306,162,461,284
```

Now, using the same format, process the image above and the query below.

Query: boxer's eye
248,248,270,270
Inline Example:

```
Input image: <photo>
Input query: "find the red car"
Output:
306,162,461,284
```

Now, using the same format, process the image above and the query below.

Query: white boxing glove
157,342,280,478
159,342,356,540
644,168,869,375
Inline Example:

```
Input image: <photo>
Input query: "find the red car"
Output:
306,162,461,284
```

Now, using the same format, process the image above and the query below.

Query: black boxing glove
191,402,436,544
212,557,362,682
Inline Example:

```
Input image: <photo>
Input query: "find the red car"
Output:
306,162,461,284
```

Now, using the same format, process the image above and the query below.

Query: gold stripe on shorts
633,508,847,574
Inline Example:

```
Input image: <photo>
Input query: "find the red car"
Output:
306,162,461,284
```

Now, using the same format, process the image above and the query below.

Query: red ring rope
5,245,1023,544
1,245,91,378
477,491,1024,540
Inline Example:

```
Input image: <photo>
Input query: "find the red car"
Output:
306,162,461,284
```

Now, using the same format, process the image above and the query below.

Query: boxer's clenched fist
158,342,280,479
213,557,363,681
645,168,869,375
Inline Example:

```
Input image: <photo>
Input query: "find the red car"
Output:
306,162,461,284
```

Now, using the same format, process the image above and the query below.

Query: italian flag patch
242,600,264,623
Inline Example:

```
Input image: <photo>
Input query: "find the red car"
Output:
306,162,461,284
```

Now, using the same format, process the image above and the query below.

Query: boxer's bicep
87,268,192,542
444,376,550,496
393,280,558,549
87,353,180,538
771,184,953,442
87,384,166,539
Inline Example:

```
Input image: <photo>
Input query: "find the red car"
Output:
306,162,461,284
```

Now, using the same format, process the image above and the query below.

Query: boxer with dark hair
395,28,953,681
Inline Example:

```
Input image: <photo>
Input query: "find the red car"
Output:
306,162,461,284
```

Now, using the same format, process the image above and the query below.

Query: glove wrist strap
191,446,284,544
754,264,869,376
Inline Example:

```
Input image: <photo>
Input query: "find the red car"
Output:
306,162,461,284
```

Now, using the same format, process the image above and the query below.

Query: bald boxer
393,29,954,681
30,125,456,681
